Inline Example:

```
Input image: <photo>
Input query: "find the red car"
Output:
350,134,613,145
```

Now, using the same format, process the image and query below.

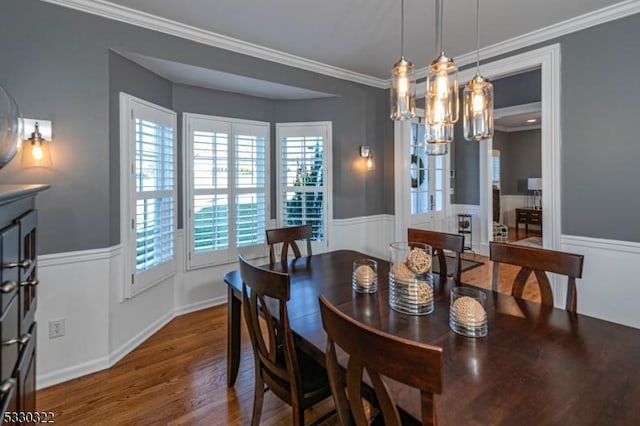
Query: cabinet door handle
2,333,31,346
0,378,15,395
4,259,32,269
0,281,17,293
20,279,39,287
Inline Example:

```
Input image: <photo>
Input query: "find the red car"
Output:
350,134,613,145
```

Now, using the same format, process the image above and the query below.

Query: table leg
227,286,241,387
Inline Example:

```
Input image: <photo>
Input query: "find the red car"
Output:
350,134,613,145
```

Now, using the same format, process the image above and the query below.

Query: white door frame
394,116,452,241
459,44,562,254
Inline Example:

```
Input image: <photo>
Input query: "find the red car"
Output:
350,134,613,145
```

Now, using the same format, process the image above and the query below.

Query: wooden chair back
490,242,584,312
239,255,301,424
319,295,443,426
408,228,465,283
266,225,313,264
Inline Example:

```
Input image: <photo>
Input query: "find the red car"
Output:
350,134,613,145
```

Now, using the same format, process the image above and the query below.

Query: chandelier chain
401,0,404,58
476,0,481,74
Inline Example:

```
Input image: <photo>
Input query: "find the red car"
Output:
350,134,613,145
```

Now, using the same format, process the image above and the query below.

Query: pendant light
426,0,458,130
390,0,416,121
463,0,494,141
425,123,453,155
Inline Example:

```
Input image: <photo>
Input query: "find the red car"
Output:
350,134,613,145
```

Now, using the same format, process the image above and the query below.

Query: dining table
224,249,640,425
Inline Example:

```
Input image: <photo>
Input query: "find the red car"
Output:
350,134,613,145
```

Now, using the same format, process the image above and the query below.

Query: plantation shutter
185,114,269,268
276,123,330,246
122,94,177,297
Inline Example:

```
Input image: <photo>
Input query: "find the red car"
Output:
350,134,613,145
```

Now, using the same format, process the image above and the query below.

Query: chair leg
292,403,305,426
251,372,265,426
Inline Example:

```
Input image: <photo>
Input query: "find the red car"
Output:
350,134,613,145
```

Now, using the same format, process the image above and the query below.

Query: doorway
462,44,561,254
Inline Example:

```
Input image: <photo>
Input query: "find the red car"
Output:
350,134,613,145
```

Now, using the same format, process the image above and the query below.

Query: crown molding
494,102,541,119
495,124,541,133
42,0,640,89
415,0,640,80
40,0,388,89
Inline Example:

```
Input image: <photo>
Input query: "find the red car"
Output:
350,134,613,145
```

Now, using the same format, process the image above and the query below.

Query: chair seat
267,345,330,403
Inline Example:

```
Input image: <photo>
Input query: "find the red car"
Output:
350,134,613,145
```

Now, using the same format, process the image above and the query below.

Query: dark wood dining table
224,250,640,425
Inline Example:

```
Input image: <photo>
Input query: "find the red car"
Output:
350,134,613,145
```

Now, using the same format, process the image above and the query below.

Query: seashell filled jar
449,286,488,337
389,242,434,315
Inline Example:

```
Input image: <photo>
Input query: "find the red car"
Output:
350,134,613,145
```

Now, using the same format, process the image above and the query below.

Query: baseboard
37,355,110,390
174,295,226,316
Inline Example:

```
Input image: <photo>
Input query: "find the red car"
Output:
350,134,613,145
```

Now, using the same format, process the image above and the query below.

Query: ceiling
119,52,337,100
495,111,541,131
102,0,626,79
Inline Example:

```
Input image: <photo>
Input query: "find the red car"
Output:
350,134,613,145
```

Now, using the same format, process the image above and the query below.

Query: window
491,149,501,189
184,113,269,268
120,93,177,298
276,122,332,251
410,120,448,222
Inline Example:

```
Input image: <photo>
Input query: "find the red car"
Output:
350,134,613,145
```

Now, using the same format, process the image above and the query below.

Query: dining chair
238,255,332,426
490,242,584,312
408,228,465,283
318,295,443,426
266,224,313,264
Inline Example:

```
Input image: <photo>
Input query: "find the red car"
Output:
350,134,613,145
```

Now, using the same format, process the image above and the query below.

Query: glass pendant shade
426,141,449,156
426,55,459,126
390,58,416,120
425,123,453,155
463,74,494,141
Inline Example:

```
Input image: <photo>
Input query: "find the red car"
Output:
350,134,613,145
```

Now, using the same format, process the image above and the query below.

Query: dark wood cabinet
516,207,542,234
0,185,47,423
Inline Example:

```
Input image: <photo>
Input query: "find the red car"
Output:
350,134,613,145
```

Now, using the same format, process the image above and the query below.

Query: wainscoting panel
36,248,112,389
332,214,395,259
35,215,397,389
561,235,640,329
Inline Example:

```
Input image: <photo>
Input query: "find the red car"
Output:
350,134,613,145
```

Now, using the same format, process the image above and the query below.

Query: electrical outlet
49,318,65,339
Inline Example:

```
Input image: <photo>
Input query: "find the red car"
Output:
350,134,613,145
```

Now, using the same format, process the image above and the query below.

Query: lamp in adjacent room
22,120,52,168
390,0,416,121
528,178,542,209
463,0,494,141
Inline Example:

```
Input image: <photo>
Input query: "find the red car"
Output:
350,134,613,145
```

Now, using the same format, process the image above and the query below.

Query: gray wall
560,15,640,242
493,129,542,195
453,13,640,242
108,52,174,245
0,0,391,254
2,0,639,250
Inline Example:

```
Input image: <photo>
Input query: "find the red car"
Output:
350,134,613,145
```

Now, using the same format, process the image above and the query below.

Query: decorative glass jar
389,242,434,315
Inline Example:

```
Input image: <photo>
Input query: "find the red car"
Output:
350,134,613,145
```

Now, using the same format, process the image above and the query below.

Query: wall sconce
360,145,374,171
22,119,52,168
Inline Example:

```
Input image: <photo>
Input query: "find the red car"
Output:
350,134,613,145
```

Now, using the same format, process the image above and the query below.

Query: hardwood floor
37,252,541,425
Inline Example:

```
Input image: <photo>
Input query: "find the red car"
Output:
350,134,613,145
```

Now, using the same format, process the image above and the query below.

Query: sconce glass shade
390,58,416,120
463,74,494,141
21,123,52,167
366,154,374,171
0,85,22,169
426,55,459,126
